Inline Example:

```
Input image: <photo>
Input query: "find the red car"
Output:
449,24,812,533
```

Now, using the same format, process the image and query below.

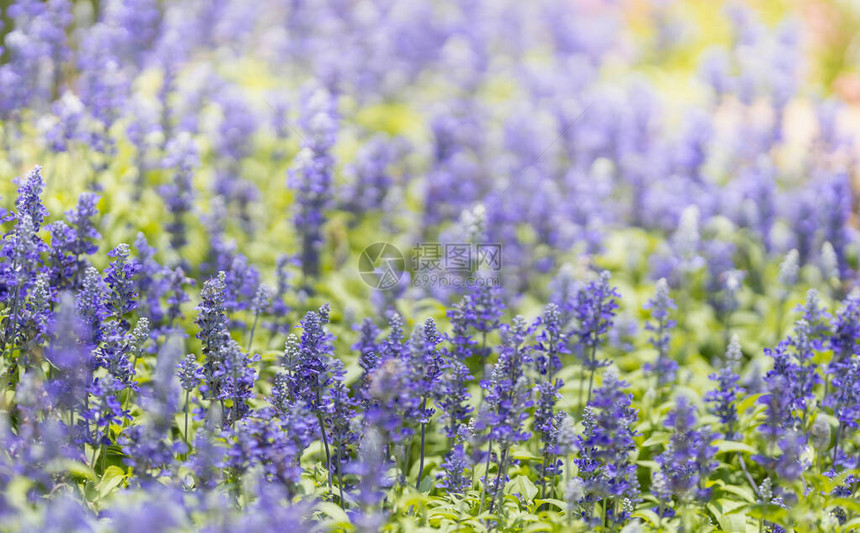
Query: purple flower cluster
0,0,858,530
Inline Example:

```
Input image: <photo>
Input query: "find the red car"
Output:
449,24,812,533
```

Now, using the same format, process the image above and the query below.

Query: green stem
833,423,843,465
337,444,345,508
416,397,427,490
183,391,190,460
317,414,333,493
478,439,493,515
488,445,509,515
247,313,259,354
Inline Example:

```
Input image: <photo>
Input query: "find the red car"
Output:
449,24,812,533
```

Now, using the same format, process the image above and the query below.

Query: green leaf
506,475,538,502
418,474,434,494
720,484,756,503
316,502,350,524
642,432,670,447
708,499,748,532
631,509,661,527
46,459,97,482
534,498,567,511
98,465,126,498
636,460,660,471
831,497,860,513
714,440,756,455
743,503,787,522
737,393,765,414
523,522,554,532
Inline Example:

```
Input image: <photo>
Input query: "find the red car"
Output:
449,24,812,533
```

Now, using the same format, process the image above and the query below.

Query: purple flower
408,318,445,415
824,355,860,467
533,303,568,377
0,167,48,314
437,440,471,494
86,374,131,446
366,357,422,444
46,293,92,414
159,133,198,251
475,317,534,447
532,304,568,488
288,304,336,414
223,408,312,492
437,356,473,442
132,233,167,326
178,354,203,392
751,431,808,482
75,266,108,346
342,134,407,216
706,335,744,439
288,85,337,279
445,300,478,361
757,375,795,443
381,312,408,362
215,340,258,424
796,289,830,342
573,271,619,371
104,243,140,329
573,367,640,526
654,396,717,503
14,165,49,229
829,291,860,368
643,278,677,387
463,283,506,336
164,266,193,330
96,320,138,390
354,318,381,405
195,272,230,401
45,192,99,291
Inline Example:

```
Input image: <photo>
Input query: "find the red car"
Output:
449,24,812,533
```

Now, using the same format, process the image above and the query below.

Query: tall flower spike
46,293,92,415
777,249,799,292
289,304,336,412
288,85,337,280
196,272,230,402
829,290,860,367
796,289,830,342
381,312,407,362
643,278,678,387
706,334,744,439
178,354,203,392
66,192,100,258
15,165,49,230
476,317,534,513
160,132,198,251
446,300,477,362
354,318,382,398
821,241,839,283
534,303,568,377
104,243,140,329
573,367,640,527
365,357,422,445
654,396,717,505
533,303,568,495
216,339,257,425
76,266,108,346
824,355,860,467
462,283,506,358
575,270,620,406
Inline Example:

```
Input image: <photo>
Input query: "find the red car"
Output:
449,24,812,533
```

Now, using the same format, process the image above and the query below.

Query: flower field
2,0,860,531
